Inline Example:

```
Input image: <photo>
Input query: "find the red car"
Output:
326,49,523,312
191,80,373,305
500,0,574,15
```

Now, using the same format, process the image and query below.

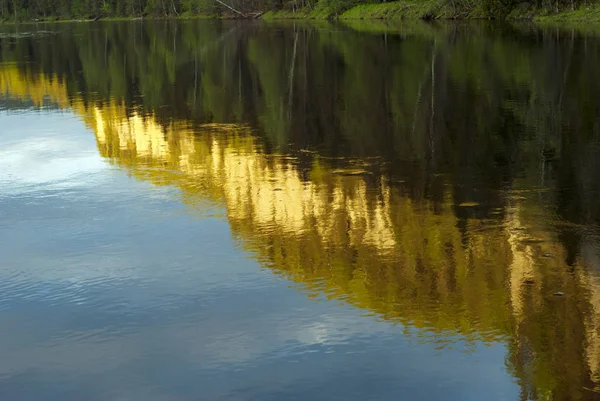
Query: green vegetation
338,0,600,20
340,0,459,19
0,0,220,21
535,4,600,21
0,0,600,21
262,7,329,18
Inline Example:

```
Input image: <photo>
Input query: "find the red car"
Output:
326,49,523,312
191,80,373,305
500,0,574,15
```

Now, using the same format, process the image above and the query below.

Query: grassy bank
262,1,443,19
262,0,600,21
2,1,600,23
339,1,456,19
262,7,333,19
534,5,600,21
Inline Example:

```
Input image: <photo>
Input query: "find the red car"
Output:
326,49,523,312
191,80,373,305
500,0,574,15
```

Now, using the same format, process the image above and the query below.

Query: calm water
1,20,600,401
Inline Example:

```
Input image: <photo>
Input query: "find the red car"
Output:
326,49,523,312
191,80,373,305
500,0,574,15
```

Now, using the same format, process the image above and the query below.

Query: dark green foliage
0,0,181,20
479,0,517,18
0,0,597,21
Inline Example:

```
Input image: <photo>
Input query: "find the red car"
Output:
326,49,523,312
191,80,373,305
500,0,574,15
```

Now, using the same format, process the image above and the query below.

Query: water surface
1,20,600,401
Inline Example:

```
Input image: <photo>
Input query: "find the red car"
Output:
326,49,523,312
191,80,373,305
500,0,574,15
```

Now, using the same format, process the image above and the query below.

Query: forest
0,0,597,22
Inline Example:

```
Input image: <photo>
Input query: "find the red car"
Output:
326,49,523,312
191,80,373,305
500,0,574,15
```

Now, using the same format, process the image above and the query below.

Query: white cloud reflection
0,112,108,195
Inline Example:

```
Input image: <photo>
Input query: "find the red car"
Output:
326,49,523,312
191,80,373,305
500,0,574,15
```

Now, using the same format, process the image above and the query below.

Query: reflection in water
2,21,600,400
0,64,69,107
88,102,600,400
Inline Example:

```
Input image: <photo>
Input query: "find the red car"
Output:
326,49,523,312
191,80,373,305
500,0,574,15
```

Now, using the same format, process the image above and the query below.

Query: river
1,20,600,401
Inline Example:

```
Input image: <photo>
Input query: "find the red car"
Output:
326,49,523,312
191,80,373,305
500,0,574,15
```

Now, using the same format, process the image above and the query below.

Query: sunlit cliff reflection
88,101,588,338
0,63,70,107
4,65,600,400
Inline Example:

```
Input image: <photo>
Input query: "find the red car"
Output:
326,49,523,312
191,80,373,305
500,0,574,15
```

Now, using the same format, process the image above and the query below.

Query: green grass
534,5,600,21
262,6,335,19
3,1,600,24
266,1,600,21
263,0,600,21
339,1,440,19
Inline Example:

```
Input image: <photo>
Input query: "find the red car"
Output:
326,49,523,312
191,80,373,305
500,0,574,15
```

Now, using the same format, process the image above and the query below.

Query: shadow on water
2,19,600,400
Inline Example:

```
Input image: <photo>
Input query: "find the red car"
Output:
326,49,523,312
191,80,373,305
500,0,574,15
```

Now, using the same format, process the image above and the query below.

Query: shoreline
261,1,600,22
1,2,599,25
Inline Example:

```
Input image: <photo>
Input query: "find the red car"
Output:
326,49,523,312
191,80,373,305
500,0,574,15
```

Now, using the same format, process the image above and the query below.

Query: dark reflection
2,20,600,400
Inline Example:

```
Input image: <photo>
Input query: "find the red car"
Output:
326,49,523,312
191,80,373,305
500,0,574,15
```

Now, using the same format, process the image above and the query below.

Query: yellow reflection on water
87,103,532,341
5,66,600,400
0,64,70,107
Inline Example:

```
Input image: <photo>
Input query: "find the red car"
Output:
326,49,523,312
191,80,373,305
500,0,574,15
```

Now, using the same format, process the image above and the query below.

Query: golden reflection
86,99,600,401
0,64,70,107
89,102,514,340
4,66,600,399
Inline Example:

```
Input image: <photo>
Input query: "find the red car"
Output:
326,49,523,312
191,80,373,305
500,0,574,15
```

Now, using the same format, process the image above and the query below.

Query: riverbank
262,1,600,21
1,1,600,24
0,14,215,25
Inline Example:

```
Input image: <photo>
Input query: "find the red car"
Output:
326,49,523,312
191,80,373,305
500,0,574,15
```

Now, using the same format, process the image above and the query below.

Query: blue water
0,111,518,401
